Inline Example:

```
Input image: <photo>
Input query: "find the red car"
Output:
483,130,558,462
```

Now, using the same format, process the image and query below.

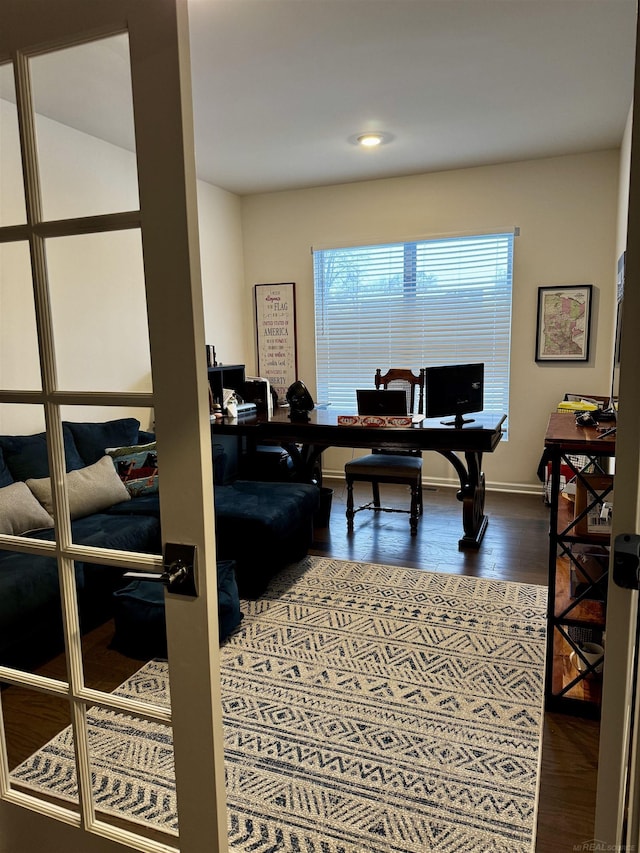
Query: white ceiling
4,0,638,196
187,0,638,194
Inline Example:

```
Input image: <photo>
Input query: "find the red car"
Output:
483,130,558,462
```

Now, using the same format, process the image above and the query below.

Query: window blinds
313,232,514,417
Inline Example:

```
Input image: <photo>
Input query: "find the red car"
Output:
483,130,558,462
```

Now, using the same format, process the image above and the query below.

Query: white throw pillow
0,481,55,534
27,455,130,520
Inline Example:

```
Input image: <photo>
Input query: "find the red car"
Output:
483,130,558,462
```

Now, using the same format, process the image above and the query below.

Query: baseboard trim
321,468,543,497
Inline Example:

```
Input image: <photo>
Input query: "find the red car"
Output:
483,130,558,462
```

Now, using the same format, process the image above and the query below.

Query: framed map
535,284,593,362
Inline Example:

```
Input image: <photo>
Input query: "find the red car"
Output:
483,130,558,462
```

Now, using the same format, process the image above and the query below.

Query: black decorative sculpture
286,380,315,422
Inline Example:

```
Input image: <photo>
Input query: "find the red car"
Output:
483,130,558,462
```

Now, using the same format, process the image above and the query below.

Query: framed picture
254,282,298,402
535,284,593,362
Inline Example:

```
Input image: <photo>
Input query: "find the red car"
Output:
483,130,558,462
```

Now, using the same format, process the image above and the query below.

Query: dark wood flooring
1,479,599,852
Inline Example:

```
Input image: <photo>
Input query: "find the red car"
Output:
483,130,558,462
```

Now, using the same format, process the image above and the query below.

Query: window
313,232,514,423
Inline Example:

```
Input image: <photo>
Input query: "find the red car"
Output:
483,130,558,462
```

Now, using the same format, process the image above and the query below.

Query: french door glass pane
47,230,152,393
0,63,27,226
30,34,139,221
3,688,75,803
87,705,176,839
0,242,41,390
0,542,67,677
0,402,45,443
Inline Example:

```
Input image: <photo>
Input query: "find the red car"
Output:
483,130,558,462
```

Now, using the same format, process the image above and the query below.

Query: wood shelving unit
544,412,616,718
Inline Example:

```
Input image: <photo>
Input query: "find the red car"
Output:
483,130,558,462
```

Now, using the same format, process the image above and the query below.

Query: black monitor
356,389,407,416
425,363,484,428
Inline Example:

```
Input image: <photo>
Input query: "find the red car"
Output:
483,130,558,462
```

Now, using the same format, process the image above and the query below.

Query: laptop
356,389,408,416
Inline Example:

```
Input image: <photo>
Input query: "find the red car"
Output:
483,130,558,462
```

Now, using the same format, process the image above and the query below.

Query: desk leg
439,450,488,549
281,443,324,485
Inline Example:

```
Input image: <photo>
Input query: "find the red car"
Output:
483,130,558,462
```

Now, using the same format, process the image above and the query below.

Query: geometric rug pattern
11,556,547,852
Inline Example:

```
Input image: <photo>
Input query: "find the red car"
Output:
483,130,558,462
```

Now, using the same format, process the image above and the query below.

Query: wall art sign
535,284,593,362
255,282,298,402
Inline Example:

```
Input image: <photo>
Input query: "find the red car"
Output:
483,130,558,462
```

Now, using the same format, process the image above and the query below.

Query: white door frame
595,6,640,847
0,2,227,851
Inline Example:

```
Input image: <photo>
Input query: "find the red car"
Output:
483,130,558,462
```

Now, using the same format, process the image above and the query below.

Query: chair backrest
375,368,425,415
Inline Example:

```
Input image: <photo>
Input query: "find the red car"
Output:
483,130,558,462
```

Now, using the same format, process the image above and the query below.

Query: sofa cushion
106,442,159,497
0,448,13,487
104,443,228,514
31,511,161,555
0,427,84,481
0,482,55,534
65,418,140,466
107,494,161,517
214,480,319,536
26,455,130,520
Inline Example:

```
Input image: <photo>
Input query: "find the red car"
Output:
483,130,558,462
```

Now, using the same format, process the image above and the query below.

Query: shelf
556,480,612,544
544,410,614,717
550,628,602,708
553,555,606,625
556,493,579,538
207,364,246,406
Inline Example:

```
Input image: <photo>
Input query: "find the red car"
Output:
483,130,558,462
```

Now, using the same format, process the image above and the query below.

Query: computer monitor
356,389,408,416
425,363,484,428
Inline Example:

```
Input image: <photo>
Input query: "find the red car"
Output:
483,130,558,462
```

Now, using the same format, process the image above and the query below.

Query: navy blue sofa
0,418,319,669
0,418,163,670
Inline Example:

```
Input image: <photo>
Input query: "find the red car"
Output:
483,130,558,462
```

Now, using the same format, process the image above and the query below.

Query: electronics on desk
222,388,257,419
286,380,315,422
425,362,484,428
241,377,273,415
236,402,257,418
356,388,408,416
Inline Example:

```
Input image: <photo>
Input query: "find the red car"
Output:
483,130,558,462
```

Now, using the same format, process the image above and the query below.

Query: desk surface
544,412,616,454
212,408,506,453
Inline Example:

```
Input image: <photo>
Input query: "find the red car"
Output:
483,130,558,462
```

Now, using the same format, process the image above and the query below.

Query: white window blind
313,232,514,419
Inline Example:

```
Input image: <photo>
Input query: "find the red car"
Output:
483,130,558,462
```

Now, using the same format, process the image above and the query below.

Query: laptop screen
356,389,408,416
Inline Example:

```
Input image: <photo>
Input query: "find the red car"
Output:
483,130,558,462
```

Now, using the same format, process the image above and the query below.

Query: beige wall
0,102,245,434
240,151,620,492
198,181,248,366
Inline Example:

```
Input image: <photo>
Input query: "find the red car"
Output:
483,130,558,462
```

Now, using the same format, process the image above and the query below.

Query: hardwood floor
312,478,551,584
1,478,599,851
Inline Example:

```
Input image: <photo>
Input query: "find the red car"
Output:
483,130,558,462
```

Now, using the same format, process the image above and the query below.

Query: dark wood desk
544,411,617,454
212,408,506,548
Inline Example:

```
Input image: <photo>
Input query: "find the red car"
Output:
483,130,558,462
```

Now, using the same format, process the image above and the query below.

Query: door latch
123,543,198,597
162,543,197,596
613,533,640,590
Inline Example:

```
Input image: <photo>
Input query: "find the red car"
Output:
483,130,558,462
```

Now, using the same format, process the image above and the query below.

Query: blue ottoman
213,480,320,598
111,559,242,659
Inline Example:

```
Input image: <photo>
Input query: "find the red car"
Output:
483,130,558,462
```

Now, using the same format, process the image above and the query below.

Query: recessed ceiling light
349,131,393,148
358,133,383,147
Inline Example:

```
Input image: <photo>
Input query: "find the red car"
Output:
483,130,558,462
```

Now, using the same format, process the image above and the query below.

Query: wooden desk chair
345,368,425,535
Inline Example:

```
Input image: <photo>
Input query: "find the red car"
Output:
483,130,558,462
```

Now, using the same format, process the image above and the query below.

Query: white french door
594,5,640,847
0,2,227,852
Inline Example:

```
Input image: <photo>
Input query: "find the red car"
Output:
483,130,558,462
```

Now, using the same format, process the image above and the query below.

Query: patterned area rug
11,556,547,852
